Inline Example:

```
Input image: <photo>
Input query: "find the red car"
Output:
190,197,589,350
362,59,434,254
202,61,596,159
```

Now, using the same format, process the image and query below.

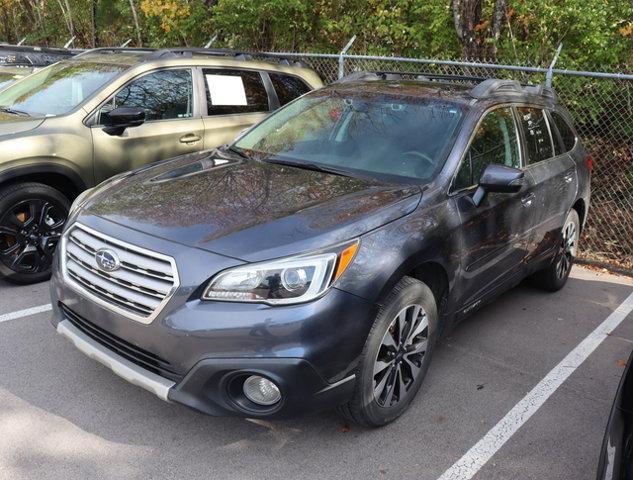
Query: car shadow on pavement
0,269,632,479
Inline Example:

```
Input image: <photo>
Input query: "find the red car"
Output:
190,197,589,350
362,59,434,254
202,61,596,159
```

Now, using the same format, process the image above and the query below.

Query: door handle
179,133,201,145
521,193,535,208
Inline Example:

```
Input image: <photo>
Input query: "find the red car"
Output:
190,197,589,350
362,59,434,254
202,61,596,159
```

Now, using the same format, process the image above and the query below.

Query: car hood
0,113,45,136
84,150,421,261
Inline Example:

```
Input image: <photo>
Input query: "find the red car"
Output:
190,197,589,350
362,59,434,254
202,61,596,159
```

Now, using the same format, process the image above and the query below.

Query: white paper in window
205,74,248,106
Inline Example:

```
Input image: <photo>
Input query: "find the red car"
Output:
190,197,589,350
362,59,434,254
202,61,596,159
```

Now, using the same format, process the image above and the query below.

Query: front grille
62,223,178,323
60,303,182,381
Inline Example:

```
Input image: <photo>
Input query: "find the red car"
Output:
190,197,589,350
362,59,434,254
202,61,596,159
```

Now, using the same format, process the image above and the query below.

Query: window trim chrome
60,222,180,325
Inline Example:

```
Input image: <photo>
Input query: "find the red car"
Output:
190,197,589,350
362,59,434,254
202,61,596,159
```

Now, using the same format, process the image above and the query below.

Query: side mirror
472,164,524,206
103,107,146,136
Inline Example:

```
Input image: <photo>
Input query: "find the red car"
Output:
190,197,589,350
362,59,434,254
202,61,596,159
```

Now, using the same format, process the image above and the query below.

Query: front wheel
530,209,580,292
337,276,438,427
0,183,70,284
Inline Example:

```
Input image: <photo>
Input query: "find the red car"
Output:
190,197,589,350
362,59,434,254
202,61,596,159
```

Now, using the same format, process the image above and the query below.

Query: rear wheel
530,209,580,292
337,276,438,427
0,183,70,284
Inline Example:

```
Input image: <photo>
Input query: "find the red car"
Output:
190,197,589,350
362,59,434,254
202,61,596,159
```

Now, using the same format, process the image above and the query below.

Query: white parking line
438,291,633,480
0,304,52,324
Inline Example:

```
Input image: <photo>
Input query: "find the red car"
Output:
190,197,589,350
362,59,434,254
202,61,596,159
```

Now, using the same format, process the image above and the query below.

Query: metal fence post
63,36,76,49
204,35,217,49
546,43,563,87
338,36,356,79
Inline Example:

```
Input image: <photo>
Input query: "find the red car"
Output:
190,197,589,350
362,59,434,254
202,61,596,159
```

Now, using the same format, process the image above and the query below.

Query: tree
452,0,506,59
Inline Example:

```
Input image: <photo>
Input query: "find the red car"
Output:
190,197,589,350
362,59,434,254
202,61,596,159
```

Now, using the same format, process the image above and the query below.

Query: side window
517,107,554,163
100,69,193,124
203,69,269,115
269,73,311,106
454,107,521,191
550,111,577,153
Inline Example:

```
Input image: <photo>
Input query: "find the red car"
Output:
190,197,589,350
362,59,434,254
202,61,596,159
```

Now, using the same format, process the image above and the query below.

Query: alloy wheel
555,218,578,280
373,304,429,408
0,198,66,275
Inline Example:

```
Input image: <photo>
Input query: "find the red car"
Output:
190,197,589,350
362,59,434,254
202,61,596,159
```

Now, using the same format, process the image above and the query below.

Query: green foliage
0,0,630,68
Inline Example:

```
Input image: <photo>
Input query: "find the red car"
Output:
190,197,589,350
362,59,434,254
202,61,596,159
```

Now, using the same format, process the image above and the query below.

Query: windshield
0,61,126,116
0,74,17,91
0,66,29,91
235,89,464,182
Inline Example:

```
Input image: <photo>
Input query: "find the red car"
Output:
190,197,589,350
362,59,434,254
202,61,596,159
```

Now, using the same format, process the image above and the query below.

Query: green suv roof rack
75,47,307,68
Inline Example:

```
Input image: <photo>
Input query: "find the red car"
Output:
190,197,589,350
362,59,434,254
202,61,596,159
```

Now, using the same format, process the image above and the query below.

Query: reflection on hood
85,150,421,261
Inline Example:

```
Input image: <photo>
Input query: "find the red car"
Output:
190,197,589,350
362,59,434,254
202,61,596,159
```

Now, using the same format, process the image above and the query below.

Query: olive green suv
0,48,322,284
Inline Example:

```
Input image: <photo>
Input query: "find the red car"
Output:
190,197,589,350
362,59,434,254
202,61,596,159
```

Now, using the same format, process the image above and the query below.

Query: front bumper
55,313,356,418
51,216,373,418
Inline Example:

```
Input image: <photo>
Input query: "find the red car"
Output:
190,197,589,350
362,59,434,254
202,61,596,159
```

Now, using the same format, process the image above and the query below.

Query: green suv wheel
0,183,70,284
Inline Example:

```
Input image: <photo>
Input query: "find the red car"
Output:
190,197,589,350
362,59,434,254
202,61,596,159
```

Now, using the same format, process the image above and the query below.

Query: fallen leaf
617,359,627,367
341,423,351,433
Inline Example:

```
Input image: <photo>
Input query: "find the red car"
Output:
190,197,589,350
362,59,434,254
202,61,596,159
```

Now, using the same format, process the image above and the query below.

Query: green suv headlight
202,241,359,305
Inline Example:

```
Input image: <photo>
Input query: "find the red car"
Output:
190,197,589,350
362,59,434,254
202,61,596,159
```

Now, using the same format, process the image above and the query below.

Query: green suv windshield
0,61,126,117
235,89,464,182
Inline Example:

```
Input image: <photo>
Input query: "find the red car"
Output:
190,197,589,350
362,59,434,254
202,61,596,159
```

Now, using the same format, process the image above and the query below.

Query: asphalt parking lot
1,265,632,480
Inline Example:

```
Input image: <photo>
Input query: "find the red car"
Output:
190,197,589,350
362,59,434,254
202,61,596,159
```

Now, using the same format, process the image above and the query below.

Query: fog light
243,375,281,406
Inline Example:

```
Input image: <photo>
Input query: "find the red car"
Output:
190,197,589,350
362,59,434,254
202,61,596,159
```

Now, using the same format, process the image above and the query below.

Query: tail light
586,155,593,173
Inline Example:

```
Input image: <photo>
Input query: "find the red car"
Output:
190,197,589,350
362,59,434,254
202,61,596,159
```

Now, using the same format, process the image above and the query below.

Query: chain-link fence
255,51,633,273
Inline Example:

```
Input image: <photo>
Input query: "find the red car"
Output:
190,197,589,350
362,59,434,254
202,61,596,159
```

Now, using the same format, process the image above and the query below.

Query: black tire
0,182,70,285
337,276,438,427
529,209,580,292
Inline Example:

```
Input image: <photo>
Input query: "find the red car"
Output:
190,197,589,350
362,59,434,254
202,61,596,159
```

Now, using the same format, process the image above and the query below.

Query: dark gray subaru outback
50,72,591,427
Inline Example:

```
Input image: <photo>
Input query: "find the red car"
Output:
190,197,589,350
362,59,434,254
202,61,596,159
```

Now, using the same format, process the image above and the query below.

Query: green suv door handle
179,134,202,145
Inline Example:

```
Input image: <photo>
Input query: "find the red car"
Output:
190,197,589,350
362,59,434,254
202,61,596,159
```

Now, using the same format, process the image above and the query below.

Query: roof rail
335,70,557,100
74,47,155,58
148,47,250,60
0,44,76,66
470,78,557,100
146,48,308,68
335,70,488,84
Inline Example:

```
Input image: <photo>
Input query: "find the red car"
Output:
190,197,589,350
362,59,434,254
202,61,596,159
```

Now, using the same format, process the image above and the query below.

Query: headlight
202,241,359,305
68,188,94,217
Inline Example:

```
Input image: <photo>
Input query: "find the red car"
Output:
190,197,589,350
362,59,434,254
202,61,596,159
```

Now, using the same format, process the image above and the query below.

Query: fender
0,162,88,193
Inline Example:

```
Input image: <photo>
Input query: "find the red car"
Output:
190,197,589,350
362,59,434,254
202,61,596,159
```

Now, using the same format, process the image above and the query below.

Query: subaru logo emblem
95,249,120,272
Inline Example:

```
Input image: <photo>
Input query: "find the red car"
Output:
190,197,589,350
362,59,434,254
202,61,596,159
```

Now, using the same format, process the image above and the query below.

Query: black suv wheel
0,183,69,284
530,209,580,292
338,277,438,427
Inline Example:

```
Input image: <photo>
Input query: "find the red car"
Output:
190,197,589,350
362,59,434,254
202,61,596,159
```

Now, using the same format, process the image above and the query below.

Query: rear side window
517,107,554,164
454,107,521,190
203,69,269,115
269,73,311,106
550,111,577,153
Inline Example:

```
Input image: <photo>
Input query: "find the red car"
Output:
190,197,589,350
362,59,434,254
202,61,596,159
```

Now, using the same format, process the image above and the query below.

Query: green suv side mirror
472,164,524,206
103,107,146,136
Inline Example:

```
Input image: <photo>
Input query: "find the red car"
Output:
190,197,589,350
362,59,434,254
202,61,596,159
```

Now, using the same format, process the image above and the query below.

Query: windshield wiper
0,106,31,117
225,145,250,159
264,157,355,178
